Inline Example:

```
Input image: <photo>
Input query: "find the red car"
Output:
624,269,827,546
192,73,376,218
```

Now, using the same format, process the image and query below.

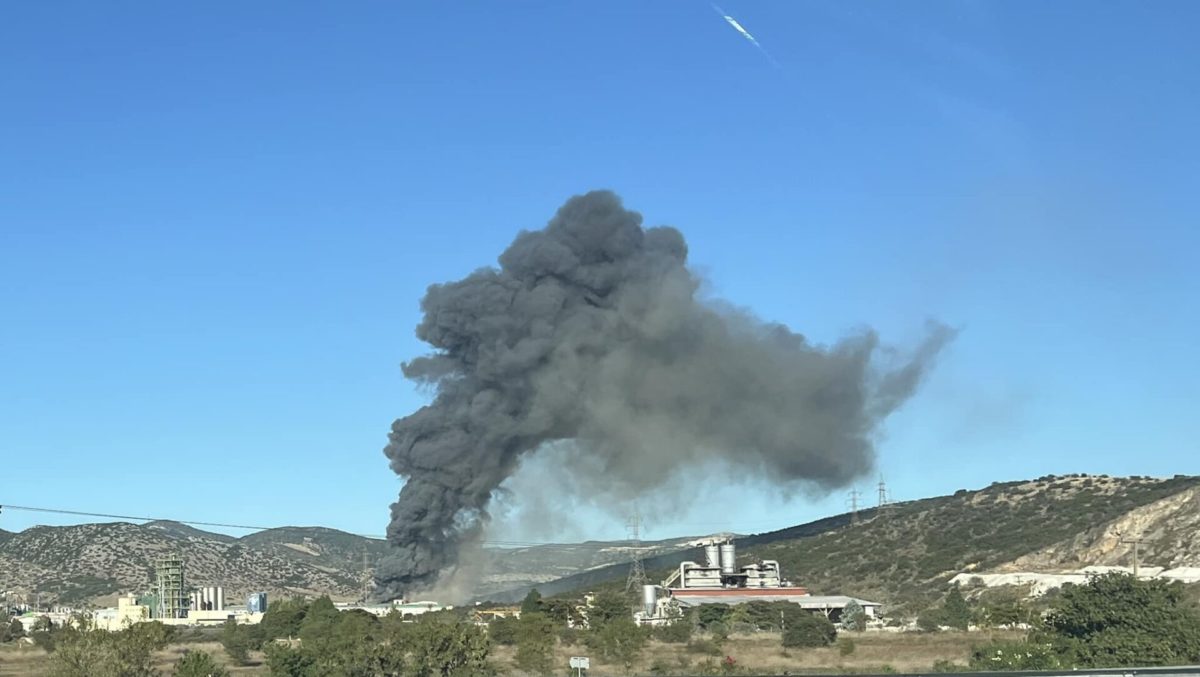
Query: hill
487,474,1200,612
0,519,702,606
4,474,1197,610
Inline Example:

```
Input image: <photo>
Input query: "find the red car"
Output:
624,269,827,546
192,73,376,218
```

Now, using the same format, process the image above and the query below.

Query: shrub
781,613,836,648
220,619,252,665
487,616,518,645
173,649,229,677
687,638,724,656
515,612,555,675
654,619,694,644
838,637,856,656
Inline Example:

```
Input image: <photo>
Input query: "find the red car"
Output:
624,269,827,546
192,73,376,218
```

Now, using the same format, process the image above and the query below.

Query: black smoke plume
377,190,953,600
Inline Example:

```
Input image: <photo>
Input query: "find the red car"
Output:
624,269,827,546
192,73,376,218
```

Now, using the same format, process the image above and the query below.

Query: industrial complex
635,538,879,625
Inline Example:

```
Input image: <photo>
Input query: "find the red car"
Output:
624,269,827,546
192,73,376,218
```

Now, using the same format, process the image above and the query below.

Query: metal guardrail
722,667,1200,677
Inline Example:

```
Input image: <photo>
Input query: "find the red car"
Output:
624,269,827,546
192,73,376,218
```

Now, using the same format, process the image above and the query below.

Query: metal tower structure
154,555,187,619
876,476,893,519
625,507,647,593
361,548,373,603
846,489,862,524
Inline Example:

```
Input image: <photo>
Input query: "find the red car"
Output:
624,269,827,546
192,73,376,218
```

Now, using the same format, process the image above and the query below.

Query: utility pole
625,506,647,593
1120,532,1145,578
361,548,372,603
846,489,861,524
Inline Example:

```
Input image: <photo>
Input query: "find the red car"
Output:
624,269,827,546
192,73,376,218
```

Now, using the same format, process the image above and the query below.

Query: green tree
174,649,230,677
261,598,308,641
696,604,732,631
586,616,647,668
653,618,693,644
841,600,867,632
940,586,971,631
520,588,543,615
1043,573,1200,667
487,616,518,646
264,641,316,677
406,617,492,677
515,612,556,675
542,598,577,625
1,613,24,644
781,613,837,648
298,595,340,651
30,615,67,652
587,592,629,629
48,623,172,677
220,619,253,666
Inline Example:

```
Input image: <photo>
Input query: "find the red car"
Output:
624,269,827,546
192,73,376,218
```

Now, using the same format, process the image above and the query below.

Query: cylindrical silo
704,544,720,569
216,587,224,611
719,543,736,575
642,585,657,617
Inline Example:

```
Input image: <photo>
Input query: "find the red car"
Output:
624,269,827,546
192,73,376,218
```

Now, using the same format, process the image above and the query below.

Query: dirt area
497,630,1020,676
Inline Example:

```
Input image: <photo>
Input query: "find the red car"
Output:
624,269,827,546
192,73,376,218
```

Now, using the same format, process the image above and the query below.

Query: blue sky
2,1,1197,543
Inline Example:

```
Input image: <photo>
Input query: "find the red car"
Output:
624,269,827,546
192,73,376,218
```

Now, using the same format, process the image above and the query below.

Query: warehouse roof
672,593,880,609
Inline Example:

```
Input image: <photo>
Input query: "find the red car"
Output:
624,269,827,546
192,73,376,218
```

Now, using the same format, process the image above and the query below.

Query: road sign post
569,656,590,677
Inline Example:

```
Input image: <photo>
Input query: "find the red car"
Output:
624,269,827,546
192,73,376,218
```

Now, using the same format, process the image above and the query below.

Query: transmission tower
846,489,862,524
876,476,893,518
625,506,647,592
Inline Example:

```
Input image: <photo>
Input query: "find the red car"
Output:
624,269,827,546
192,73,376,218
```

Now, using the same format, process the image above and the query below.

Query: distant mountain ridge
0,518,703,606
4,474,1197,610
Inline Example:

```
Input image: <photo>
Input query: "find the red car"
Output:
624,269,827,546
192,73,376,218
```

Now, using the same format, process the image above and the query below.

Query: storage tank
216,587,224,611
719,542,736,575
642,585,657,617
704,544,720,569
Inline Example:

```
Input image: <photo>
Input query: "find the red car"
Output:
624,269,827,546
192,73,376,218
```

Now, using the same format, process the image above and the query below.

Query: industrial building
636,539,880,625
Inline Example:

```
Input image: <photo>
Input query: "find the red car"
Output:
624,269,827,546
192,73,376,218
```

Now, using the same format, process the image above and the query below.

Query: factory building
190,586,225,612
247,592,268,614
636,539,880,625
154,555,188,619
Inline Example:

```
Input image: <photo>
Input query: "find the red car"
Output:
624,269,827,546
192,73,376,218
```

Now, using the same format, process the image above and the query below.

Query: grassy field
0,629,1020,676
0,641,266,676
503,630,1022,676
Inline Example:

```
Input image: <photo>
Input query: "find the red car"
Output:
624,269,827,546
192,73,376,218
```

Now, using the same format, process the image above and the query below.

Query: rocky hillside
6,475,1197,610
494,474,1200,612
0,519,700,606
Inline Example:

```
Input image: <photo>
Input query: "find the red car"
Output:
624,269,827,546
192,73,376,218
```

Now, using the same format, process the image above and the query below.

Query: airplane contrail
711,3,781,68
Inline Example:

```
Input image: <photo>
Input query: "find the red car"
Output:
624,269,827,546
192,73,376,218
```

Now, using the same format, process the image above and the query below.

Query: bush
841,600,867,632
838,637,856,656
487,616,518,645
654,619,694,644
969,640,1068,670
781,613,836,648
515,612,555,675
220,619,253,666
173,649,229,677
687,638,724,656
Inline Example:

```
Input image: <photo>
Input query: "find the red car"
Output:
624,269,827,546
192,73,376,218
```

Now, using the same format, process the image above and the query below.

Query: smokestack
376,190,954,600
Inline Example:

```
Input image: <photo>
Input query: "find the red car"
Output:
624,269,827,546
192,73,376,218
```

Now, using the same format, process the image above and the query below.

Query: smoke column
377,190,953,599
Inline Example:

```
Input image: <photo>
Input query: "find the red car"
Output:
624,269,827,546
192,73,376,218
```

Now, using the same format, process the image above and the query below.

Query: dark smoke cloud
377,190,954,599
